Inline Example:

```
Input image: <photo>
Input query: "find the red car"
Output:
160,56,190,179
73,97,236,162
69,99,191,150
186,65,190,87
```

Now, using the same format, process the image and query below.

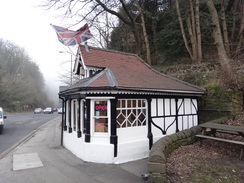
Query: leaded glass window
116,99,147,128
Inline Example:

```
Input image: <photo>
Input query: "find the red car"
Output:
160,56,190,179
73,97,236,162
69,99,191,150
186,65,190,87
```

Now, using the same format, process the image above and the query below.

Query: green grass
183,164,242,183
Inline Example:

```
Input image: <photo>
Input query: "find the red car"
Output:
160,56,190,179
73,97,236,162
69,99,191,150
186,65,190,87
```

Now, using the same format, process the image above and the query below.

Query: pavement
0,117,148,183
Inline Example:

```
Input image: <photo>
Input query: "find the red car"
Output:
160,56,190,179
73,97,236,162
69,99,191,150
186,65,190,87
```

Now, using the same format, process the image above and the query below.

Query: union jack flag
51,24,93,46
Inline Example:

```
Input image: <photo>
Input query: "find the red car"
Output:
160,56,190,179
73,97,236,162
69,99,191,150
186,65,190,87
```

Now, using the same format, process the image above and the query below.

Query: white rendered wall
115,126,149,164
151,98,199,141
63,131,115,164
63,127,149,164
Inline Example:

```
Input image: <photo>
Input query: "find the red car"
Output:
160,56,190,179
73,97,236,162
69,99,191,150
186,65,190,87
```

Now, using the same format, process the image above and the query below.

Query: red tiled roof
73,46,204,94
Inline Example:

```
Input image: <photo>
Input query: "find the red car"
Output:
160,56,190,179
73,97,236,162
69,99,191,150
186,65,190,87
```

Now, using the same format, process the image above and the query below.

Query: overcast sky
0,0,81,105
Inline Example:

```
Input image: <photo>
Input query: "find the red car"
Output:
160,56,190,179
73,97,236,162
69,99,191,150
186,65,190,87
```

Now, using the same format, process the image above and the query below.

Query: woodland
45,0,243,114
0,39,54,112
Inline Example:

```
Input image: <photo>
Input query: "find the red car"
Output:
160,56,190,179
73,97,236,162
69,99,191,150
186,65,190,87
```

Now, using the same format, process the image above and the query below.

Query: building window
116,99,147,128
93,100,109,133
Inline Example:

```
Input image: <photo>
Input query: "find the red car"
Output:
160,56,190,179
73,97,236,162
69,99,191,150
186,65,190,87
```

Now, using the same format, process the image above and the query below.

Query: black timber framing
85,99,91,142
63,99,67,131
60,94,86,133
59,97,65,145
110,98,118,157
68,99,72,133
77,98,82,138
147,97,153,149
175,98,179,132
63,94,87,139
151,96,199,135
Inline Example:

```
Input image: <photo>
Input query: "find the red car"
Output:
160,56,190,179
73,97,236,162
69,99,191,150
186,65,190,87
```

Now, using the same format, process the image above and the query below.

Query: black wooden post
68,99,72,133
196,98,200,125
85,99,91,142
147,98,153,149
77,98,82,138
59,97,65,145
175,98,179,132
63,99,67,131
110,98,118,157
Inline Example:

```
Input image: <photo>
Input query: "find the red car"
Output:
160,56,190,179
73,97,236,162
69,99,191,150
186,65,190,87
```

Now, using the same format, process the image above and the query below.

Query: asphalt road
0,112,61,155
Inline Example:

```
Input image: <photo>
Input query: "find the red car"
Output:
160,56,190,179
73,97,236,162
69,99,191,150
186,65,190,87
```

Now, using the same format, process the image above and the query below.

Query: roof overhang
59,86,205,97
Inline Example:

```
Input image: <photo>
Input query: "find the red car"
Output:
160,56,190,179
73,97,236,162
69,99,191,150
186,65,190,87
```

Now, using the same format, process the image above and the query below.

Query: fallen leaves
166,112,244,183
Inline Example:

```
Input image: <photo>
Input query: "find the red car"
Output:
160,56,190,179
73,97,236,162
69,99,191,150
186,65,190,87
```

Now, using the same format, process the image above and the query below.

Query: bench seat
195,134,244,160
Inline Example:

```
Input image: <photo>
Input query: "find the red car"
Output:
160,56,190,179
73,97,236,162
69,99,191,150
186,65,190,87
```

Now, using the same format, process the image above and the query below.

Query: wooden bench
199,123,244,138
195,134,244,160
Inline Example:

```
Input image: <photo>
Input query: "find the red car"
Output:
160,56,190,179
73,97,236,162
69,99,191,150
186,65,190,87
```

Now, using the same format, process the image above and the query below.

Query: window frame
90,98,111,136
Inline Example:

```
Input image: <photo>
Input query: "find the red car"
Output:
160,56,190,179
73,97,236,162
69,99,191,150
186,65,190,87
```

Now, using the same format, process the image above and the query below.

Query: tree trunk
230,1,237,53
206,0,236,86
186,15,197,63
175,0,193,60
136,0,151,65
189,0,198,63
195,0,202,62
220,0,230,57
176,0,202,64
131,22,142,56
234,1,244,56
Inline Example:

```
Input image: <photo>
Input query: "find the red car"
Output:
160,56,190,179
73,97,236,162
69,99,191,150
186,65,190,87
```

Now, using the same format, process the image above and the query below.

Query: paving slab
13,152,43,171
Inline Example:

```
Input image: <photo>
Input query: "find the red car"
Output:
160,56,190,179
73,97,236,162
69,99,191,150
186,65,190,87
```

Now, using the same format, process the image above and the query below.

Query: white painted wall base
63,131,150,164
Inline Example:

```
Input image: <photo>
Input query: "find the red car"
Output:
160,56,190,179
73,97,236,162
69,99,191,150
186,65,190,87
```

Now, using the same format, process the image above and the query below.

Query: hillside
153,58,244,121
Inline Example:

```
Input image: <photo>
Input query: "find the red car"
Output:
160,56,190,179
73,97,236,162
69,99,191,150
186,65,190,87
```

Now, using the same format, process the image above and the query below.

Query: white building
59,46,205,164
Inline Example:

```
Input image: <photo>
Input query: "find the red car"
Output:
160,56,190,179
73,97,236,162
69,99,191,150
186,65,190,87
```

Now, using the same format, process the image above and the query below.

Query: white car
34,108,43,114
58,108,64,114
43,107,53,114
0,107,7,134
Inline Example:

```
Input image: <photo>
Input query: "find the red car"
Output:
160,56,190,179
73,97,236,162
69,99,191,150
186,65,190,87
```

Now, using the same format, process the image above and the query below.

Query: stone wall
147,117,229,183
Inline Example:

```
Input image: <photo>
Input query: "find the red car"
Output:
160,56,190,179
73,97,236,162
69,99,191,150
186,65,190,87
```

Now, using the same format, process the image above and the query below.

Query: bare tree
44,0,152,64
195,0,202,62
91,11,116,49
135,0,151,65
232,0,244,57
220,0,230,57
175,0,202,64
94,0,143,56
206,0,237,87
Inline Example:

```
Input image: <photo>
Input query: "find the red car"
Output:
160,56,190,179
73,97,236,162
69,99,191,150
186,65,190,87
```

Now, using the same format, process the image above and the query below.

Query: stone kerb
147,117,229,183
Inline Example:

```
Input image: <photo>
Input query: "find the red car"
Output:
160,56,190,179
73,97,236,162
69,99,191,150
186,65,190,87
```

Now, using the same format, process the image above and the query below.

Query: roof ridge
105,68,118,87
82,70,105,87
80,45,138,57
82,68,117,87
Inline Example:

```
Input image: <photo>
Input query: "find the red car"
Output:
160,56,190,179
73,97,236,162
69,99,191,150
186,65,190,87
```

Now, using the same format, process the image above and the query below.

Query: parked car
58,108,64,114
0,107,7,134
34,108,43,114
43,107,53,114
